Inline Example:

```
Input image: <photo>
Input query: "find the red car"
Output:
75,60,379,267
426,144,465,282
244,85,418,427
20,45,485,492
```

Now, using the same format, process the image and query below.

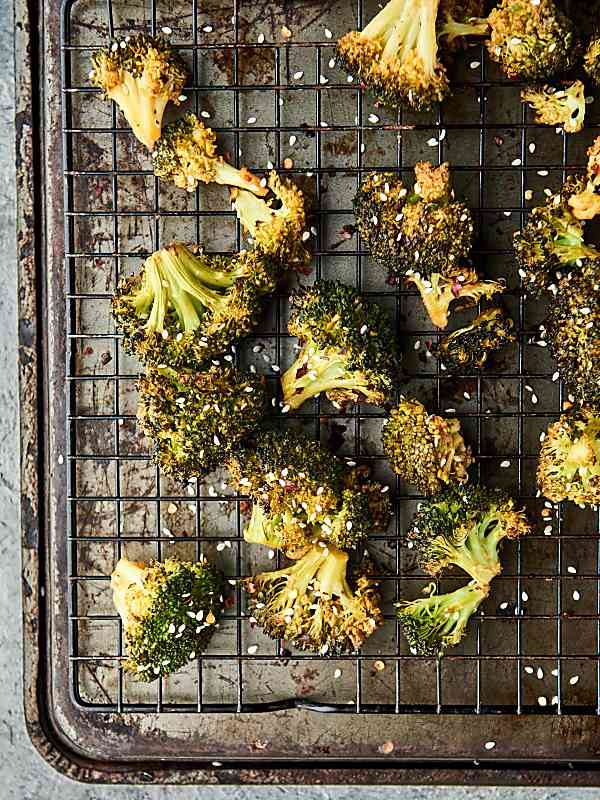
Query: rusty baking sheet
16,0,600,783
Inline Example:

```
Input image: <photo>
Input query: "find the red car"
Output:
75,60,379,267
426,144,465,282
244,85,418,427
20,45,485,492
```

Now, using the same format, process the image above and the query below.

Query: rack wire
60,0,600,716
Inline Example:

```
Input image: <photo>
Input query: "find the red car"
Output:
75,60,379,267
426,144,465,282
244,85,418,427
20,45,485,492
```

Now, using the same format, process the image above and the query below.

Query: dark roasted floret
382,397,473,494
545,265,600,407
281,280,398,411
522,82,586,134
435,307,516,372
397,581,488,656
245,545,384,654
90,33,187,149
153,112,267,194
335,0,451,112
111,556,224,680
407,484,530,586
112,242,277,369
354,163,504,328
227,430,391,557
514,179,600,297
230,172,311,269
137,365,266,481
538,407,600,507
439,0,576,81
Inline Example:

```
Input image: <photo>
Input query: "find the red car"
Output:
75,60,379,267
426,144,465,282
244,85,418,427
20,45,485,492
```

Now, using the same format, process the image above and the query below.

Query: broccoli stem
231,188,274,237
172,243,242,288
214,160,267,195
437,18,489,46
410,274,456,329
362,0,406,41
244,504,282,548
282,352,374,409
453,513,510,585
111,557,146,626
314,548,350,598
109,72,168,149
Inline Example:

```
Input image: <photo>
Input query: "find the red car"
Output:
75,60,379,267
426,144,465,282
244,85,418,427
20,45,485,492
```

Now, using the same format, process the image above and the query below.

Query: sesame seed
537,667,544,679
203,24,213,33
247,116,257,124
334,668,342,678
257,33,265,43
289,135,297,146
368,113,380,124
470,61,480,69
538,696,547,707
567,566,576,574
500,460,511,468
524,666,534,674
484,741,496,750
573,590,581,601
161,26,173,34
427,137,438,147
529,142,536,153
319,75,328,84
537,170,549,177
522,591,528,602
200,110,211,119
271,364,280,372
570,675,580,685
293,70,304,80
500,602,509,610
512,158,522,166
324,27,332,39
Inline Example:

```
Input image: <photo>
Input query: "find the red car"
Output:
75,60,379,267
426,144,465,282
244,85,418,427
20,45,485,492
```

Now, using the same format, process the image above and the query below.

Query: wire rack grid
60,0,600,717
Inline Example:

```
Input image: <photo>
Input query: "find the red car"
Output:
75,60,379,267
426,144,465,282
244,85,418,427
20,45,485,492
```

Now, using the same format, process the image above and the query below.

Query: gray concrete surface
0,0,599,796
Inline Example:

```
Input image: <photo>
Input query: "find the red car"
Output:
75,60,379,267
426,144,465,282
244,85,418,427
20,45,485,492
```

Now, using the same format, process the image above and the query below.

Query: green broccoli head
227,430,391,557
486,0,576,81
281,280,398,411
353,172,409,274
230,171,311,269
112,242,277,369
335,0,451,112
584,36,600,86
397,581,489,656
137,365,266,481
382,397,473,495
90,34,187,149
111,556,224,680
538,407,600,507
522,81,586,134
407,484,531,586
153,112,267,194
545,265,600,407
245,545,384,654
435,307,516,372
514,180,600,297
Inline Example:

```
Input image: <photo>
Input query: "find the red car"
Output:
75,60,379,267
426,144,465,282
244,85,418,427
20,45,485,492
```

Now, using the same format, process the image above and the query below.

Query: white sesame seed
500,602,509,610
324,27,333,39
161,26,173,34
247,116,257,124
427,137,438,147
529,143,536,153
537,667,544,680
570,675,580,685
319,75,328,84
537,170,549,177
201,110,211,119
334,668,342,678
525,666,534,674
538,696,547,707
293,70,304,80
257,33,265,43
544,525,553,536
501,460,511,468
368,113,380,124
573,590,581,601
203,25,213,32
512,158,522,166
484,741,496,750
522,591,528,602
470,61,480,69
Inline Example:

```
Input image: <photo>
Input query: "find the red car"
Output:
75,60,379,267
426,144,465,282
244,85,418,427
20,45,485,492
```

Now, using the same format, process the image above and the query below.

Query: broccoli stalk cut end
406,270,505,329
397,581,489,656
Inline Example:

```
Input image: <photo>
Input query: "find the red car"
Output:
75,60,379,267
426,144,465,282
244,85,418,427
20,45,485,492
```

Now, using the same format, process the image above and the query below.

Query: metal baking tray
17,0,600,784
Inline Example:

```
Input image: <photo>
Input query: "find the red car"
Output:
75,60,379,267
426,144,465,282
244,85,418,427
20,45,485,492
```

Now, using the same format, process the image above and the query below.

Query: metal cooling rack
60,0,600,718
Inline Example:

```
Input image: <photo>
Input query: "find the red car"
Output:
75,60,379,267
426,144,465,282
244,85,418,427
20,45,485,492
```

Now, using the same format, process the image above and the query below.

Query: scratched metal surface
24,0,600,780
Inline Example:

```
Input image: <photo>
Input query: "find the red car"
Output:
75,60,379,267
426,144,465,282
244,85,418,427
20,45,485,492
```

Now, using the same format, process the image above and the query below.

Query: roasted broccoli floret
90,34,187,149
407,484,531,586
545,266,600,407
584,36,600,86
382,398,473,494
568,137,600,221
538,407,600,507
435,307,516,372
112,242,277,369
354,164,504,329
281,280,398,411
397,581,488,656
245,545,384,654
438,0,576,81
335,0,450,112
227,429,391,557
153,112,267,194
514,181,600,296
230,172,311,268
111,556,224,680
137,365,266,481
522,81,586,134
